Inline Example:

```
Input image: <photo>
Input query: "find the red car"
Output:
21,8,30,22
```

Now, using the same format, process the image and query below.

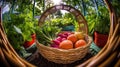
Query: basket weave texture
36,4,92,64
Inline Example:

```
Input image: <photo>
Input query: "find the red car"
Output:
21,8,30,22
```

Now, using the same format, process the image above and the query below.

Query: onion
52,40,61,45
62,38,67,41
51,43,59,48
56,36,62,42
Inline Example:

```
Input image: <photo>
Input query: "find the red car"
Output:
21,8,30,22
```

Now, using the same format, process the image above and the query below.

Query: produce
37,26,87,49
50,31,87,49
57,31,72,38
55,36,62,42
67,34,78,43
74,32,85,39
50,32,71,48
59,40,73,49
51,43,59,48
75,40,87,48
52,39,61,45
61,38,67,41
36,24,62,46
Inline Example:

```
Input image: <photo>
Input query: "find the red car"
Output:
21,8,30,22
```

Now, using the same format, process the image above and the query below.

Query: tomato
75,39,86,48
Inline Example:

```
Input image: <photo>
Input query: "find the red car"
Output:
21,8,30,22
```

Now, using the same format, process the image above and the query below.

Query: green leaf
13,25,22,34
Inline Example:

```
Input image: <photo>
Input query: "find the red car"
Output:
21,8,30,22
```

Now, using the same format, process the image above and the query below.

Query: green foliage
86,5,110,35
94,16,110,34
46,12,76,27
3,10,37,49
95,6,110,34
49,18,74,26
85,15,96,35
36,23,62,46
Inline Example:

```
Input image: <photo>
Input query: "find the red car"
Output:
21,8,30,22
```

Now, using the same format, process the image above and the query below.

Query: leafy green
36,23,62,46
3,10,37,49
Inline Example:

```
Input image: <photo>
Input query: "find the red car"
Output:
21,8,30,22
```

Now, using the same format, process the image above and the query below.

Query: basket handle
38,4,88,34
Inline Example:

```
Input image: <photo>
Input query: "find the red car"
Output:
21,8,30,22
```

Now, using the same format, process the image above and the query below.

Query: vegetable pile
53,31,87,49
37,26,87,50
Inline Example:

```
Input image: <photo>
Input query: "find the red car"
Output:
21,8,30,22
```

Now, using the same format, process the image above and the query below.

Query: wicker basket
36,4,92,64
36,35,92,64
